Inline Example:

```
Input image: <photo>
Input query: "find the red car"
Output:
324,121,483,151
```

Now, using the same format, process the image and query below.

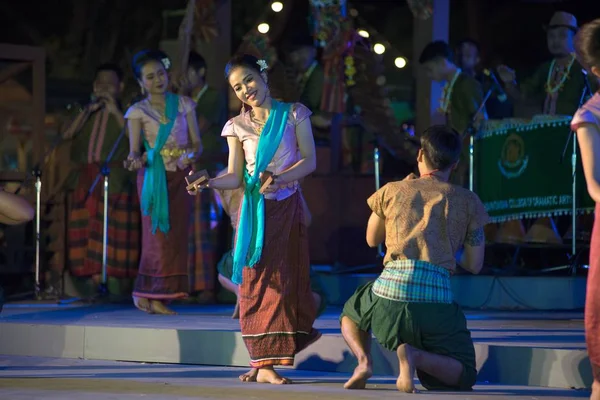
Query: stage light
357,29,369,38
271,2,283,12
376,75,386,86
373,43,386,54
258,23,270,34
350,8,359,17
395,57,407,69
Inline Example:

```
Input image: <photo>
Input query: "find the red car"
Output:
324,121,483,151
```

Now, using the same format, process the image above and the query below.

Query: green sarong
340,281,476,391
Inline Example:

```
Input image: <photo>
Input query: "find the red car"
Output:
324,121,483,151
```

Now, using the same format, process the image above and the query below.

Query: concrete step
0,304,591,390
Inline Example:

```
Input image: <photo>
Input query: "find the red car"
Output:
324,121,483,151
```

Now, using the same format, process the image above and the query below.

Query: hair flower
257,59,268,72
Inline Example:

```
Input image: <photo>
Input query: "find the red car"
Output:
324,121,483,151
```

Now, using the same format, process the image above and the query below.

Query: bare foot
150,300,177,315
256,367,292,384
239,368,258,382
231,299,240,319
591,380,600,400
397,344,419,393
133,296,153,313
343,362,372,389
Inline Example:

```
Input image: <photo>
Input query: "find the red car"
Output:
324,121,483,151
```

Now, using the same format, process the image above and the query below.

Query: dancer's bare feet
133,296,152,313
343,362,372,389
150,300,177,315
232,298,240,319
239,368,258,382
591,380,600,400
396,344,419,393
256,367,292,384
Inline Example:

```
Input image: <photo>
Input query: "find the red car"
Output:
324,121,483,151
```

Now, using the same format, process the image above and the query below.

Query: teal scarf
232,100,291,284
141,92,179,234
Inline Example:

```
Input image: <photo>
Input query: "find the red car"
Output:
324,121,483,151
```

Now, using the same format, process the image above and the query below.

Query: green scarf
141,92,179,234
232,100,291,284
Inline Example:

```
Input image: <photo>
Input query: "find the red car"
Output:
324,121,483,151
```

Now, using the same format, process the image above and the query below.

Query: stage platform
0,303,591,390
0,356,590,399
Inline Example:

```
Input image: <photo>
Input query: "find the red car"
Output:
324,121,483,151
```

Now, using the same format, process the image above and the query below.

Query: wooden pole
412,0,449,136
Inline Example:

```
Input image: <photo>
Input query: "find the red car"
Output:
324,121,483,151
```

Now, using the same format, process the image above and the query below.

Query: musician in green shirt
497,12,598,116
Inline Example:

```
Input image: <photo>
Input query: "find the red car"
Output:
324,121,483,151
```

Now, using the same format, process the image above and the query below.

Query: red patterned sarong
239,191,320,368
587,203,600,380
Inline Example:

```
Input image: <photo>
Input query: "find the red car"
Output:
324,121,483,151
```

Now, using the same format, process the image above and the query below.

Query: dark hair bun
132,50,171,79
224,54,263,80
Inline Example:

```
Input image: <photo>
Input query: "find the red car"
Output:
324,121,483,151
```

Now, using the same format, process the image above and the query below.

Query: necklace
149,100,169,124
545,54,576,94
250,110,267,136
439,69,461,114
420,170,441,179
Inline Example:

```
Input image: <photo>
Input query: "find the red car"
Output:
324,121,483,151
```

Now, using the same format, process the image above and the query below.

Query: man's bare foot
239,368,258,382
133,296,152,313
256,367,291,384
150,300,177,315
232,300,240,319
396,344,419,393
343,362,372,389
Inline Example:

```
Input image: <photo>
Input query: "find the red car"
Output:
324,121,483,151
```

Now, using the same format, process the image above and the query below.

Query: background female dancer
124,50,202,315
571,18,600,400
190,54,319,384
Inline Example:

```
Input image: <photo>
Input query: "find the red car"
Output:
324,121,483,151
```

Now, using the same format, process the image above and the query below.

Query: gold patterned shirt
367,177,489,272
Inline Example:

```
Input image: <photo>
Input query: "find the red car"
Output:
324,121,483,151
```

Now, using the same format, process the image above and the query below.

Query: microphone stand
60,124,127,304
373,143,384,258
13,122,79,300
558,71,592,273
464,87,494,192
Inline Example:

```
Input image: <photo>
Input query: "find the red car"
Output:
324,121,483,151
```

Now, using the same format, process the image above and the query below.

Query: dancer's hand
259,172,278,194
124,152,144,171
186,170,210,195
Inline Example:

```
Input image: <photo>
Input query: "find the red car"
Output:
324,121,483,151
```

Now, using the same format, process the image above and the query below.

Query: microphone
483,68,508,103
88,94,105,112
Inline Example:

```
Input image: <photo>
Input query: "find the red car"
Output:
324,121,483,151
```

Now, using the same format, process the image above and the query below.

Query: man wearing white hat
498,11,598,116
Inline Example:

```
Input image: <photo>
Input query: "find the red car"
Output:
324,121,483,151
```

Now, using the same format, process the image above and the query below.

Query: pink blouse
221,103,312,201
125,96,196,171
572,93,600,130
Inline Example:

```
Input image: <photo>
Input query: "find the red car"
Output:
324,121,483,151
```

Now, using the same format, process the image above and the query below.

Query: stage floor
0,303,591,390
0,356,590,400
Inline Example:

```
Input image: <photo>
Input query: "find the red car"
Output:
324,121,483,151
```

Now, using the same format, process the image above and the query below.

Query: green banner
474,116,594,222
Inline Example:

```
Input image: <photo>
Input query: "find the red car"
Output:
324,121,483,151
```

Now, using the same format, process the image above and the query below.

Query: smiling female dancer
189,54,320,384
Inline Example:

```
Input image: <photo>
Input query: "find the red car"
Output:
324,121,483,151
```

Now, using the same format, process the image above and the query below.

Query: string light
271,2,283,12
373,43,386,55
352,11,408,69
257,23,270,34
394,57,407,69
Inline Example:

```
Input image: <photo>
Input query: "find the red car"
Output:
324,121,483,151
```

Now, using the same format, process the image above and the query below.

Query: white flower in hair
162,57,171,70
257,59,268,72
